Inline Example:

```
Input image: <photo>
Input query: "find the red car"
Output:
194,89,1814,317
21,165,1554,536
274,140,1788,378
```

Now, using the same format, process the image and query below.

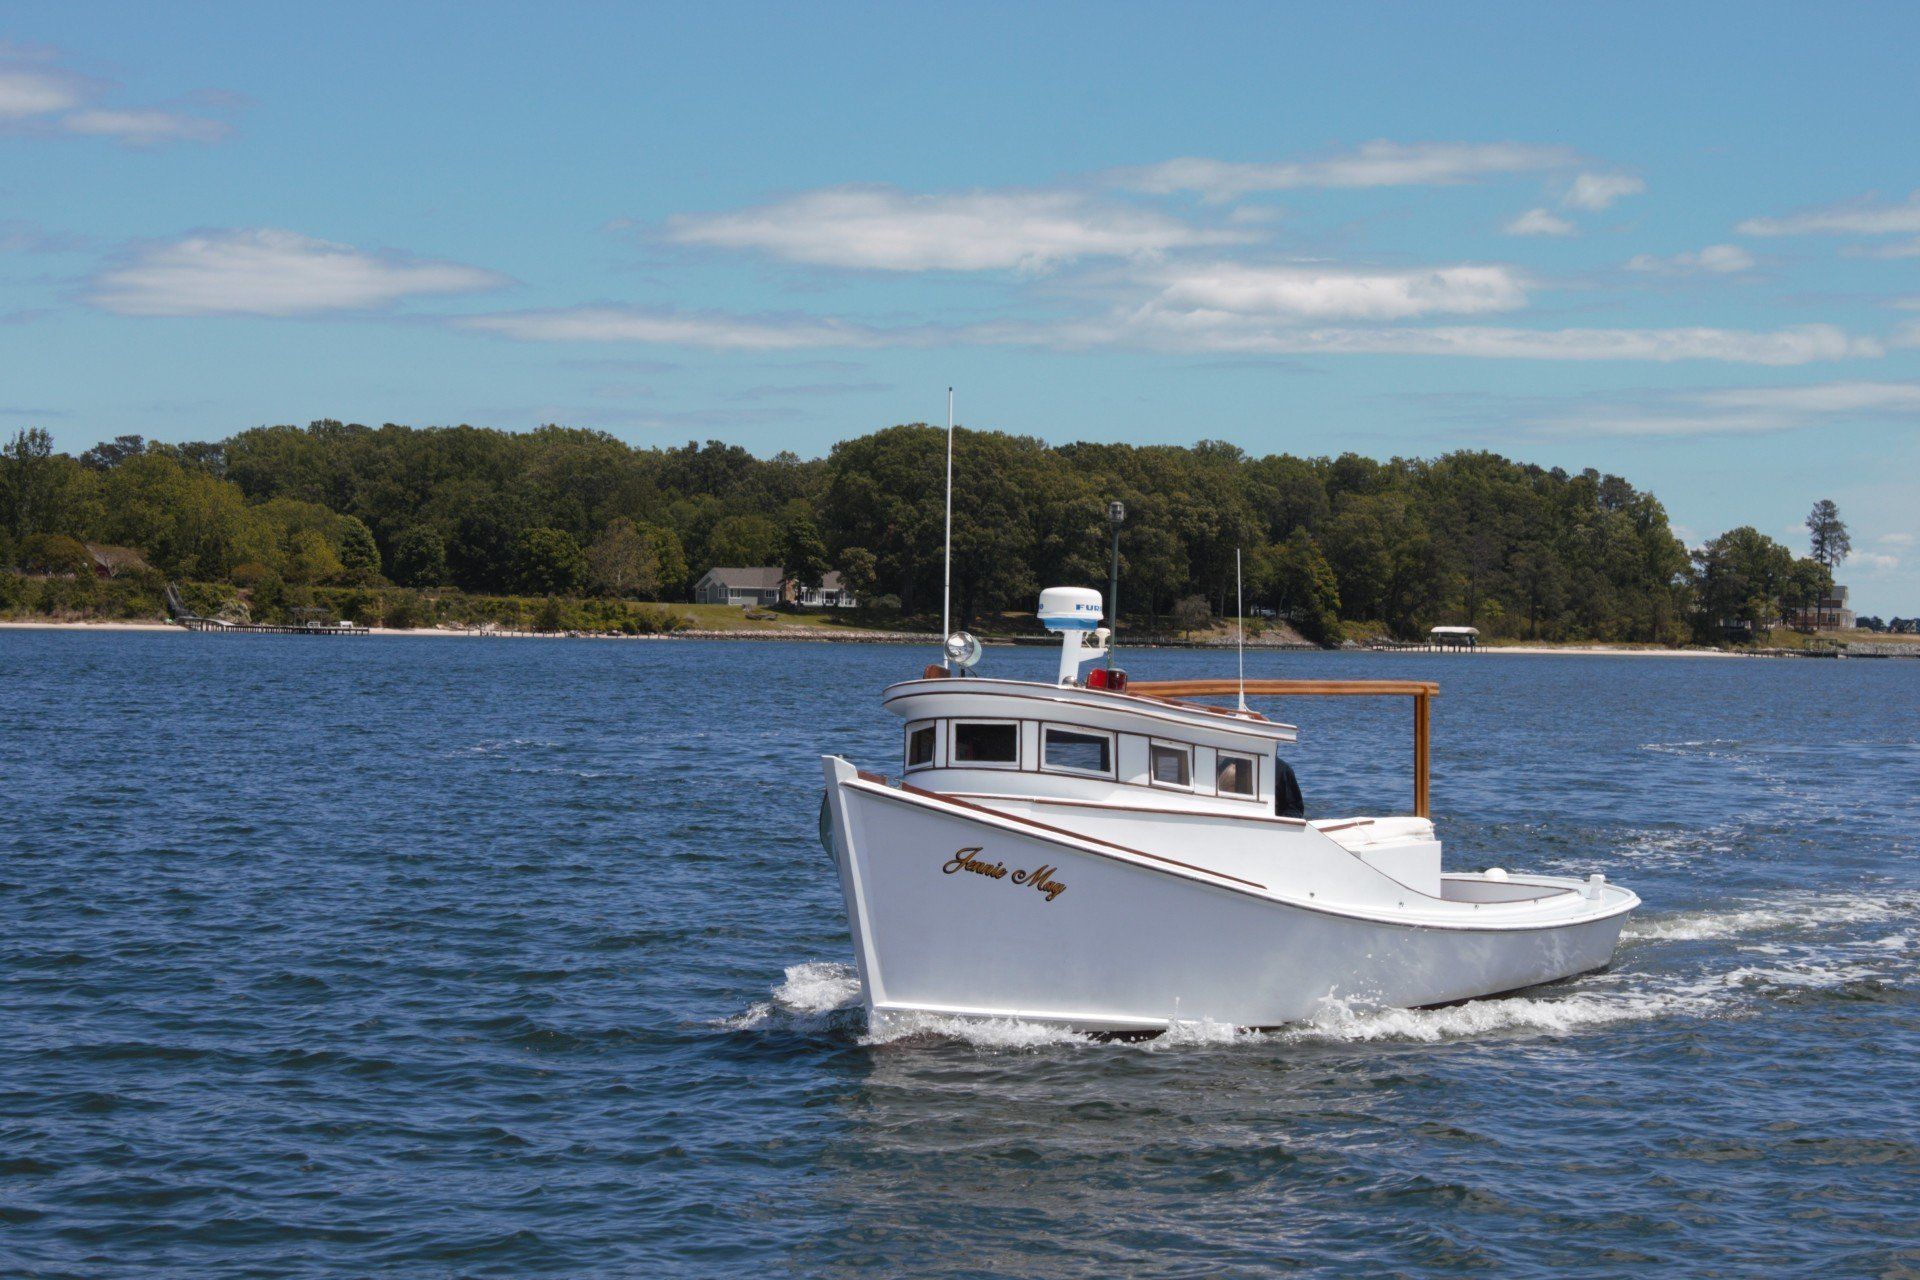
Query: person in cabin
1274,754,1304,820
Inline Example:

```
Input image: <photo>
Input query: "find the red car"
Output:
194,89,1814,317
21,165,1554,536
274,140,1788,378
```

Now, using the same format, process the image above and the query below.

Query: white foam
1625,894,1910,943
1275,986,1713,1044
1149,1017,1251,1048
860,1011,1092,1049
723,961,862,1030
772,960,863,1014
1720,959,1886,989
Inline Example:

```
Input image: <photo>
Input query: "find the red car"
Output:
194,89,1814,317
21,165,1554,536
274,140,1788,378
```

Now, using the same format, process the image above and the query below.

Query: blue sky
3,2,1917,611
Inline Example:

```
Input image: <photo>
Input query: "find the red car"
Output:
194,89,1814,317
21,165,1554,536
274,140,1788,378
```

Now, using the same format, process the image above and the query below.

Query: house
692,566,860,608
1785,584,1855,631
693,567,786,607
790,571,857,608
84,543,150,580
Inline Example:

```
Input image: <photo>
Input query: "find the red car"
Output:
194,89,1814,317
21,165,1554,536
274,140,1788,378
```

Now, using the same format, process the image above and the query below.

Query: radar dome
1038,586,1104,632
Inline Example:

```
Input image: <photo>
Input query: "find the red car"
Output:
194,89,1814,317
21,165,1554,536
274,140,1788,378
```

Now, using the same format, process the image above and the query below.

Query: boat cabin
886,675,1298,816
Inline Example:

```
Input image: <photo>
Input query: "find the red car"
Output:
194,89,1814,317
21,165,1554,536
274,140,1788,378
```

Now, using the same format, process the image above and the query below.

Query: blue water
4,631,1918,1278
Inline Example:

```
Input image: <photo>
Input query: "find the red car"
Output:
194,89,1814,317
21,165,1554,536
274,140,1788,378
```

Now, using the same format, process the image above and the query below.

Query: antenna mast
1236,547,1247,712
941,387,954,667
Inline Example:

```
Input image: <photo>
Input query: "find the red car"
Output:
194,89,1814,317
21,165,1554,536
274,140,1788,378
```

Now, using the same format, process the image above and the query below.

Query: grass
664,603,934,633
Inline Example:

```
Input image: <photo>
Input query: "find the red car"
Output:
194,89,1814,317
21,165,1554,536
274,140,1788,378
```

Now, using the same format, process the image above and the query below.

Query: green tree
1692,526,1796,639
285,529,345,585
1271,529,1342,646
704,514,783,570
781,511,831,595
19,533,92,576
79,435,147,471
644,524,688,599
1805,499,1850,571
338,516,382,584
587,517,659,598
837,546,879,603
390,526,449,587
1171,593,1211,637
516,527,587,595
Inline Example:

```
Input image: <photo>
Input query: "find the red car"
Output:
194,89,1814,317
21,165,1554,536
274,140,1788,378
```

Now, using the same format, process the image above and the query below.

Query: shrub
231,561,272,589
382,593,424,629
19,533,92,577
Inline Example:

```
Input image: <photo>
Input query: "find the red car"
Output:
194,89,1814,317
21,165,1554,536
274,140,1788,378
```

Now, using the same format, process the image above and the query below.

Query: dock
176,619,370,636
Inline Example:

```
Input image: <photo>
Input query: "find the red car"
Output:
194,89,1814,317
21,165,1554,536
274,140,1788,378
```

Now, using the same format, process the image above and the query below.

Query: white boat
819,586,1639,1036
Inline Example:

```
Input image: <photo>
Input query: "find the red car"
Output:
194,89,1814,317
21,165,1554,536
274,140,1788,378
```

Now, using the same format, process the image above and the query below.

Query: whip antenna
941,387,953,667
1236,547,1247,712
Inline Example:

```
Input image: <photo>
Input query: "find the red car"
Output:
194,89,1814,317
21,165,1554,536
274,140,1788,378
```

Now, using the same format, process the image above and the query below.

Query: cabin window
952,721,1019,766
1042,725,1113,776
905,723,936,770
1216,751,1257,797
1148,741,1192,788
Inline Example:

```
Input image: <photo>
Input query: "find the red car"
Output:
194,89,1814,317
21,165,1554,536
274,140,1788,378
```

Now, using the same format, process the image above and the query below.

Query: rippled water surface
4,632,1918,1277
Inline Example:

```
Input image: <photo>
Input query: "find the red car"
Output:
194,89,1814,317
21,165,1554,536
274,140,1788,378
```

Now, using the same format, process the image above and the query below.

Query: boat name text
942,847,1066,902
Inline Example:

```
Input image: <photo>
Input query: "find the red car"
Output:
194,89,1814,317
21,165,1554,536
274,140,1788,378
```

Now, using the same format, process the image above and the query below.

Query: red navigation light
1086,667,1110,689
1111,668,1128,691
1086,668,1128,691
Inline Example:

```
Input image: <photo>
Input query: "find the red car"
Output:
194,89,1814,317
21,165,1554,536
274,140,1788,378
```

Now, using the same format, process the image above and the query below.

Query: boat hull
823,758,1633,1033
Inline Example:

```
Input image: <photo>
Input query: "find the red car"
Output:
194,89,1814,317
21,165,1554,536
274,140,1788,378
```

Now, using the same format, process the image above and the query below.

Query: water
4,632,1917,1278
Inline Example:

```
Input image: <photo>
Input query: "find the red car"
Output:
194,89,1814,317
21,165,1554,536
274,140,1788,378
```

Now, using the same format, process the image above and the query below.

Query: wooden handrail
1127,679,1437,818
1127,679,1437,698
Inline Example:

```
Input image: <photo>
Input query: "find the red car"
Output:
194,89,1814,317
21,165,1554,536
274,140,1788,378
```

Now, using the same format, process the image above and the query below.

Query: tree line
0,420,1851,644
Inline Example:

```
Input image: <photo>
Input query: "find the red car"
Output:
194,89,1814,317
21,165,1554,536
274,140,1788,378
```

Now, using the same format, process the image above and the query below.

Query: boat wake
1623,892,1913,942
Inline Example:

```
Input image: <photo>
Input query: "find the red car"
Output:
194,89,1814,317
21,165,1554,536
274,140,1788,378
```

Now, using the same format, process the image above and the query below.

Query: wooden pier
177,619,369,636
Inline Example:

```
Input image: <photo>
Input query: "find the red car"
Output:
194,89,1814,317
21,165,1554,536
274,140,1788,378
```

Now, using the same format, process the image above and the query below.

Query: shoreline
3,617,1908,658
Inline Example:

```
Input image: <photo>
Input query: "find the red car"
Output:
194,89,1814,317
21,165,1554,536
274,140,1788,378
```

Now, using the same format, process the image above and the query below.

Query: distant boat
819,586,1638,1036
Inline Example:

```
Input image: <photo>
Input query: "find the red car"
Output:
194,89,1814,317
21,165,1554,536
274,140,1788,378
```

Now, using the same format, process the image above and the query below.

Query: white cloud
1564,172,1645,211
91,229,504,316
1849,237,1920,259
1878,532,1915,548
463,306,884,350
1737,192,1920,237
1535,379,1920,437
1113,322,1871,365
1114,141,1577,200
666,186,1240,271
0,67,80,119
1504,207,1576,237
1144,262,1528,320
1854,551,1900,572
62,107,228,146
1626,243,1755,274
0,50,228,143
1691,382,1920,413
462,295,1875,366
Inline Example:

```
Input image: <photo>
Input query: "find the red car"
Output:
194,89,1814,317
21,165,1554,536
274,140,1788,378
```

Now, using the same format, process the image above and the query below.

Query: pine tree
1805,499,1850,570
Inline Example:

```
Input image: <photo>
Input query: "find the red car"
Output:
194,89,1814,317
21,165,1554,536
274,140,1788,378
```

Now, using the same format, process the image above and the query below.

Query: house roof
84,543,149,571
700,566,784,590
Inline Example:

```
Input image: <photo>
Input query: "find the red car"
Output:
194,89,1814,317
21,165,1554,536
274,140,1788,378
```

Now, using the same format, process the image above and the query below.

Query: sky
2,2,1917,612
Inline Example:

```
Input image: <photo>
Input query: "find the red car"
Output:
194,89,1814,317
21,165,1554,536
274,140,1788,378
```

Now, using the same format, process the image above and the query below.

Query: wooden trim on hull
939,791,1311,828
841,771,1638,934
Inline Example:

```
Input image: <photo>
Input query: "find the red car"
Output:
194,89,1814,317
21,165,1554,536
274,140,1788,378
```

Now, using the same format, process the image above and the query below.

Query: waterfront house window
1216,751,1256,797
1148,741,1192,788
905,723,936,770
1042,725,1113,777
952,721,1018,765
